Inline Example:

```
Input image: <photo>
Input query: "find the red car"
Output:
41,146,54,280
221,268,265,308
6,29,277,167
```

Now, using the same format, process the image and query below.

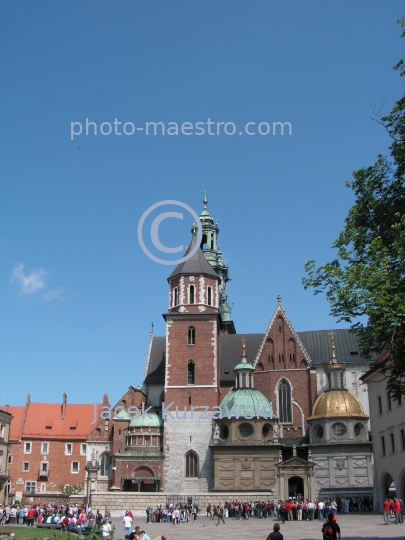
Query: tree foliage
303,17,405,399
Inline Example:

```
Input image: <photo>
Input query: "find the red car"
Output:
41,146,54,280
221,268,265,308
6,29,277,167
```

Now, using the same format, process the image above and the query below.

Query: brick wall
8,438,87,499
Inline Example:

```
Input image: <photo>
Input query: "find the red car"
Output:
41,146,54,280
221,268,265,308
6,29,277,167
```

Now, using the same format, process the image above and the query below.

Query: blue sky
1,1,403,407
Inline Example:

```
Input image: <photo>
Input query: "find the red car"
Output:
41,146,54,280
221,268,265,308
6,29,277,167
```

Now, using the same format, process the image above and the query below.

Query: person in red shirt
394,499,401,524
286,501,292,522
26,507,36,527
383,498,390,525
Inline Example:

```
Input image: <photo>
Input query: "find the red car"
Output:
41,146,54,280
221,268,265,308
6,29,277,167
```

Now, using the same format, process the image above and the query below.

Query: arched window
187,326,195,345
189,285,195,304
187,361,195,385
185,451,198,477
279,379,292,423
207,286,212,306
100,454,111,477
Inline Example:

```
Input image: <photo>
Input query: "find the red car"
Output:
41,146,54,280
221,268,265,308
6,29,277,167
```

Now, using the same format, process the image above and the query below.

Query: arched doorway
122,465,159,492
288,476,304,499
382,473,396,499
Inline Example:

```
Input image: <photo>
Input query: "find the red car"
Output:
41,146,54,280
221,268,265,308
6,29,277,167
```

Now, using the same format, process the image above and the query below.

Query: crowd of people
382,497,404,525
142,495,374,526
0,503,114,537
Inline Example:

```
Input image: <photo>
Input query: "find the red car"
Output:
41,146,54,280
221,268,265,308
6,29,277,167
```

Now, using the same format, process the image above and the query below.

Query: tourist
383,498,390,525
206,503,212,517
307,500,315,520
26,506,35,527
123,512,133,536
394,498,401,524
172,506,180,526
139,531,151,540
216,503,225,526
322,512,341,540
286,500,292,521
318,500,325,520
266,522,284,540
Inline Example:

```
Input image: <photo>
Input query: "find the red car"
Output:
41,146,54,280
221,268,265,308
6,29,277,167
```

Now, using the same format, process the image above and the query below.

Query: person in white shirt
139,532,151,540
318,501,325,520
123,514,133,536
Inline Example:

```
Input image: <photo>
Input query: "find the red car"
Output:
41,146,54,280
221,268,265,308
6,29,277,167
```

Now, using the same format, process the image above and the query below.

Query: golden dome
308,389,368,420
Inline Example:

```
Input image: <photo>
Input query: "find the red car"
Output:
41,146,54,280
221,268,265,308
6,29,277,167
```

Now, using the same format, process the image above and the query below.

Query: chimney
62,393,67,420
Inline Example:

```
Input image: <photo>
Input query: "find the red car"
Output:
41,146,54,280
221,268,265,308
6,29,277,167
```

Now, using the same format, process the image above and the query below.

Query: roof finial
277,294,282,304
203,191,208,209
241,337,247,359
329,330,337,363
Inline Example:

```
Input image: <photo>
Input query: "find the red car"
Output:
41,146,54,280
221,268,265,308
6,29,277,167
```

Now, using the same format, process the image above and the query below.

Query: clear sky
1,1,403,407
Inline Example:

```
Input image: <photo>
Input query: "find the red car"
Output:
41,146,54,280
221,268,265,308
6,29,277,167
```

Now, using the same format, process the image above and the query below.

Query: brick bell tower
162,201,223,492
164,234,221,408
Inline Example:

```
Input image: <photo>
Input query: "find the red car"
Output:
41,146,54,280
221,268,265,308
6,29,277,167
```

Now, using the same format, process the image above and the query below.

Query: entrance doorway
383,474,396,499
288,476,304,499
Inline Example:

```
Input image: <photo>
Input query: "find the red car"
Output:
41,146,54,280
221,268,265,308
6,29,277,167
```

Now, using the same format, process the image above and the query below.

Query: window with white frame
8,455,13,464
80,444,87,455
23,462,29,472
41,442,49,454
189,285,195,304
40,461,49,473
207,286,212,306
71,461,79,473
25,481,36,494
24,442,32,454
65,443,73,455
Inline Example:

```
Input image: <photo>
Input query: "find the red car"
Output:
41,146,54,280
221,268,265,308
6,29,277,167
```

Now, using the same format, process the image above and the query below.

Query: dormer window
189,285,195,304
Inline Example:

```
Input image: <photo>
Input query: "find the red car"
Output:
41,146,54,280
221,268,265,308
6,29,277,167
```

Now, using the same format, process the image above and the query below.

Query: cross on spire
241,337,247,357
329,330,336,360
277,294,282,304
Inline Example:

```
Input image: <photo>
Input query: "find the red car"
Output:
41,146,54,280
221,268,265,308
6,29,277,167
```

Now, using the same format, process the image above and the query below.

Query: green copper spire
198,195,233,328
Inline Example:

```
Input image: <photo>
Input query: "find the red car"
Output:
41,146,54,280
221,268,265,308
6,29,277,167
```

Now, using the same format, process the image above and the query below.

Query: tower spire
203,191,208,209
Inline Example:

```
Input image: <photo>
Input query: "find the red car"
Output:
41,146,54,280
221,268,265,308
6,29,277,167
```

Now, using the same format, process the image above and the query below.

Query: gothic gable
254,301,311,371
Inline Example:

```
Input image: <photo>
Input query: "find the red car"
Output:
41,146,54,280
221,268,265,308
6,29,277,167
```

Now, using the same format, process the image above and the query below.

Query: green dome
233,362,255,371
200,208,214,224
113,408,130,420
129,412,163,428
220,388,273,418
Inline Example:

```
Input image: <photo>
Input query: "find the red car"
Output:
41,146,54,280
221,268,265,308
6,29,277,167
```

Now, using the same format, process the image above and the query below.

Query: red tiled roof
6,406,25,441
5,403,102,441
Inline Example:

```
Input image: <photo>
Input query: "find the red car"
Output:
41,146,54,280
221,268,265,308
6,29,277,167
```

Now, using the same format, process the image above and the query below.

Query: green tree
303,17,405,399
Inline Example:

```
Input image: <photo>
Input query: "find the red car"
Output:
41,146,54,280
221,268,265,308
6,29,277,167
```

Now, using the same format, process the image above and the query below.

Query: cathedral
87,197,374,501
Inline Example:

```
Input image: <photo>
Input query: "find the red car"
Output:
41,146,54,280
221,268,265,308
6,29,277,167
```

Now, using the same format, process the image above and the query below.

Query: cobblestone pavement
110,513,405,540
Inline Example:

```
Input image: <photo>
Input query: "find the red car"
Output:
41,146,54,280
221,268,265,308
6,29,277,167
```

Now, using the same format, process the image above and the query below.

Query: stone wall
89,491,274,516
163,414,214,492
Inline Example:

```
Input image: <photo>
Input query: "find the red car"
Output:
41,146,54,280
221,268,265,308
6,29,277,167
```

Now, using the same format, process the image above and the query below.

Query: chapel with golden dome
307,332,373,499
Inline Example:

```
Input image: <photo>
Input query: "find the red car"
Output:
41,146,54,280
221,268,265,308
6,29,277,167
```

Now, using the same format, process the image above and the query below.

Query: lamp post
85,454,100,510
